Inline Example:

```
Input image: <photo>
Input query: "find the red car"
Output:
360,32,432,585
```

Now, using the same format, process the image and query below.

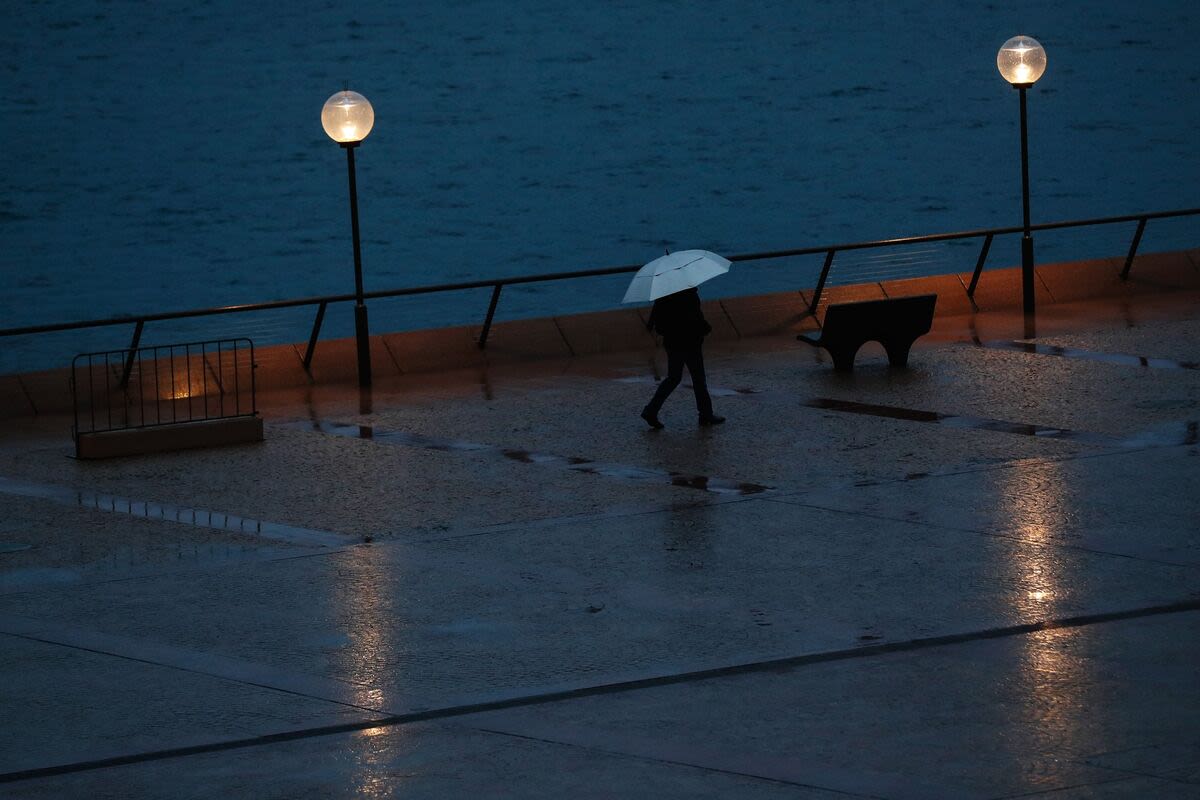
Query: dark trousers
645,345,714,418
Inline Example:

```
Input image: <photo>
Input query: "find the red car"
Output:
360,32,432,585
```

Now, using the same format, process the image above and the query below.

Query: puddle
803,398,1120,446
301,420,771,496
0,476,345,547
0,567,80,589
973,340,1199,370
806,398,1200,449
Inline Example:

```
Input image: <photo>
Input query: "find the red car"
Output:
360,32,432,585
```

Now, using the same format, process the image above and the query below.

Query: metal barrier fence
72,338,256,438
7,207,1199,373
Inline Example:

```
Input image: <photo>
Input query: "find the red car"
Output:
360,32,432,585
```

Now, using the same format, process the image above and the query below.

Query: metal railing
72,338,256,438
7,207,1199,378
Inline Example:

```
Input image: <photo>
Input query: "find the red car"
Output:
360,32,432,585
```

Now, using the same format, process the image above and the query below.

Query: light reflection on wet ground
971,339,1200,370
295,420,773,496
802,397,1123,446
0,475,345,547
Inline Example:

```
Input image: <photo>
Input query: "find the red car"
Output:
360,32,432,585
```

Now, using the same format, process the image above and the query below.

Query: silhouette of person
641,287,725,429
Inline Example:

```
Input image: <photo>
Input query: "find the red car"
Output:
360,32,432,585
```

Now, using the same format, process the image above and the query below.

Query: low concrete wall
3,248,1197,420
75,415,264,459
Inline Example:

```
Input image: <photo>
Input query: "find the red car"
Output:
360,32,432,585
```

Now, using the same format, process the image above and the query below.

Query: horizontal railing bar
832,254,948,268
5,207,1197,340
727,207,1199,262
72,337,255,362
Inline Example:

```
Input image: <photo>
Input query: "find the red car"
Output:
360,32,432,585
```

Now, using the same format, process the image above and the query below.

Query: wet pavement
1,292,1199,798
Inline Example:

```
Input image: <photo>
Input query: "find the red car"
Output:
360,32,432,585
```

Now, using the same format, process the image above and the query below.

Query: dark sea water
2,1,1197,373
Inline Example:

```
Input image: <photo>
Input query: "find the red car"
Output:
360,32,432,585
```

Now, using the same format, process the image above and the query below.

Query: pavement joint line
3,599,1198,786
613,374,762,397
464,727,885,799
1064,762,1198,788
0,547,352,596
407,493,759,543
395,439,1179,547
285,419,774,496
0,475,348,548
0,617,389,716
988,774,1147,799
761,495,1200,571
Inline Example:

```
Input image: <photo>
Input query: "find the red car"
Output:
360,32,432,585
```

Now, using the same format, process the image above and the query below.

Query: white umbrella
621,249,731,304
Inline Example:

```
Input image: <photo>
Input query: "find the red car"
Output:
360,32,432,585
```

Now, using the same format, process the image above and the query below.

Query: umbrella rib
661,256,706,275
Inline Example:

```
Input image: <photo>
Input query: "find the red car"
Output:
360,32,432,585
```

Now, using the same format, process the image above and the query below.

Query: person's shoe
640,408,665,429
698,414,726,426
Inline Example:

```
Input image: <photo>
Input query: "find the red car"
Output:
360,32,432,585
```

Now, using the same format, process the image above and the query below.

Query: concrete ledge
555,309,657,356
718,293,812,337
1035,258,1123,303
0,375,33,418
1121,251,1200,292
699,301,741,342
14,368,71,416
881,274,973,316
251,345,311,392
75,415,264,459
474,318,572,362
301,335,401,384
382,325,486,373
816,282,887,312
963,264,1054,311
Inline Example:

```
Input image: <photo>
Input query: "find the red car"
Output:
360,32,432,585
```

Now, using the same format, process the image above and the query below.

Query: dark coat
648,288,712,350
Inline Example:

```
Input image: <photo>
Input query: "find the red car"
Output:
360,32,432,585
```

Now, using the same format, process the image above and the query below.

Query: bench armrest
796,333,823,347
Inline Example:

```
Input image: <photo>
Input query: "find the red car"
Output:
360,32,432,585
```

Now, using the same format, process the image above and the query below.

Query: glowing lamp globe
997,36,1047,86
321,90,375,144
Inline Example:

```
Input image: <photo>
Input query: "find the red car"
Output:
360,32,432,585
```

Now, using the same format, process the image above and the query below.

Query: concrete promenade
1,279,1199,796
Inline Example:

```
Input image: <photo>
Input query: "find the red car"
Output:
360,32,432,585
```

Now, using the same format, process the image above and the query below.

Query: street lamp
322,89,376,387
997,35,1047,337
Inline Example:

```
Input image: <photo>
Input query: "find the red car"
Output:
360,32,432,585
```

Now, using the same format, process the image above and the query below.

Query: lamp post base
355,303,372,388
1021,234,1036,339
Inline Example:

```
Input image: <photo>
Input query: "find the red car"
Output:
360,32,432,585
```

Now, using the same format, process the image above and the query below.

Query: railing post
478,284,503,349
1120,218,1148,280
119,320,144,388
302,301,327,371
808,250,836,316
966,233,994,300
248,340,257,414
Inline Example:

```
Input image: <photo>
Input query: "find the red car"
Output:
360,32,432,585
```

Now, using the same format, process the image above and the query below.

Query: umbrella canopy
621,249,731,304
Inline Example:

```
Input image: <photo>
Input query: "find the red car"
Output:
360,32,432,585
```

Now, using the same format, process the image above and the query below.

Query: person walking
641,287,725,429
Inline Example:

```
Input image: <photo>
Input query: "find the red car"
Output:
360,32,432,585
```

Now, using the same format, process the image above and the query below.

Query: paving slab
459,613,1200,799
780,446,1200,568
2,496,1195,723
0,633,382,776
6,612,1195,799
1,719,843,800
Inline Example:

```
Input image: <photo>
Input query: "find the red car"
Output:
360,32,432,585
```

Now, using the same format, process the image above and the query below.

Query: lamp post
321,90,376,387
997,35,1047,338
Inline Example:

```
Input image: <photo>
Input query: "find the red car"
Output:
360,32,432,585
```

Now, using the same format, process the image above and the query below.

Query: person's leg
684,347,716,420
644,348,685,419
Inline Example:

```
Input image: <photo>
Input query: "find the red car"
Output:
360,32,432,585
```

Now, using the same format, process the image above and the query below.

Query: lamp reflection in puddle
329,547,405,793
998,462,1093,761
998,461,1071,613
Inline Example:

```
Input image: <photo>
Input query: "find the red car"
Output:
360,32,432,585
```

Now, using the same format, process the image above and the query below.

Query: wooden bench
797,294,937,371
